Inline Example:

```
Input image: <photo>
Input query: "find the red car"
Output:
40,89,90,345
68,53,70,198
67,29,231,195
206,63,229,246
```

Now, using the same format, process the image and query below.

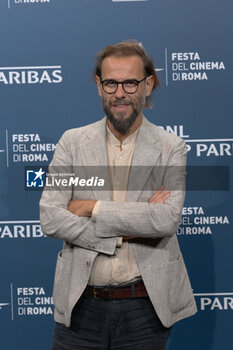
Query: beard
104,105,138,135
103,96,145,135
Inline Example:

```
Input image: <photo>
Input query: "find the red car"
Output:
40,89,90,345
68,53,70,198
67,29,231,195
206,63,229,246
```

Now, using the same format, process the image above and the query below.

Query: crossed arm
40,130,186,253
66,188,170,241
67,187,170,217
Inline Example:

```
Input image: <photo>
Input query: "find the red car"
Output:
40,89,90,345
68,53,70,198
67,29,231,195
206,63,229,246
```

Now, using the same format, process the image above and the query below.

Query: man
40,41,197,350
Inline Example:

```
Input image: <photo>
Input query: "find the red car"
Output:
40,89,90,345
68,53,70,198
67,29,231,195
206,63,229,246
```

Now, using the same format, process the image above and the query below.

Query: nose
114,83,126,99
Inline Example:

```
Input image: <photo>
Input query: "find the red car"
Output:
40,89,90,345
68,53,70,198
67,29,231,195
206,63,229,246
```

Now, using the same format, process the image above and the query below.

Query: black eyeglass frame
100,77,147,94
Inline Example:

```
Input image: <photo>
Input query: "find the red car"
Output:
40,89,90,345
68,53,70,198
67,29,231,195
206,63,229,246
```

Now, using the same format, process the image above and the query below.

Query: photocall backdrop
0,1,232,349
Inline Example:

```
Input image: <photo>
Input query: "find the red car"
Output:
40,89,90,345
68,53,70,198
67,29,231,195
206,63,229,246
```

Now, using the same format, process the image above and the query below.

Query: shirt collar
106,124,140,147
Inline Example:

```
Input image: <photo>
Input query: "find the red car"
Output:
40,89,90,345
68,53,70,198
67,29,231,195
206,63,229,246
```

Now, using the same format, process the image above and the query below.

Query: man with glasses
40,41,197,350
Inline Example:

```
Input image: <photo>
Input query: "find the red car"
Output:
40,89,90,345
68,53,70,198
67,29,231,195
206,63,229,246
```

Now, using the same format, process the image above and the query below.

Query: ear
145,75,154,97
96,75,102,97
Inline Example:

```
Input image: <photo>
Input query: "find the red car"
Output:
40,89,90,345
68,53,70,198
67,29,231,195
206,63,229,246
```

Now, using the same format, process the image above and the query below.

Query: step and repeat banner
0,0,232,349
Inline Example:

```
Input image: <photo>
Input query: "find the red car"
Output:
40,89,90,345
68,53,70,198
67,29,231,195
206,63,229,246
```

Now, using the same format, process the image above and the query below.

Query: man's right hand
148,186,170,204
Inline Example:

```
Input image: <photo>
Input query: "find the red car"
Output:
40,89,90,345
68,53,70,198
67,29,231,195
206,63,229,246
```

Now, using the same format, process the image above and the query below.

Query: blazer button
91,245,96,249
86,261,91,267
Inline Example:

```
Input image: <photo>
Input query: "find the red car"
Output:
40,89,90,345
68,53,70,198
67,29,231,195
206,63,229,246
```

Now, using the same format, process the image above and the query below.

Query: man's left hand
68,200,97,217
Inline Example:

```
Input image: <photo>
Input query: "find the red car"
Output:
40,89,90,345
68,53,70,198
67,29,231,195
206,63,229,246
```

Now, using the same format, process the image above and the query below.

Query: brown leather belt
88,281,148,300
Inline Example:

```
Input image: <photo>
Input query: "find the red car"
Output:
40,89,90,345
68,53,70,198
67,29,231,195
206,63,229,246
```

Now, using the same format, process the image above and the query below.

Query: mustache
111,100,132,106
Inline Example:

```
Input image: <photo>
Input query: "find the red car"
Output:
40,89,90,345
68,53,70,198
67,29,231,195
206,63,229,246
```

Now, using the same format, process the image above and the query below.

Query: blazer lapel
79,117,111,200
127,117,162,202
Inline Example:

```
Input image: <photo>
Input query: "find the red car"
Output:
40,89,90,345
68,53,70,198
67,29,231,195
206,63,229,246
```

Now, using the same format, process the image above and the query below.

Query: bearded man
40,41,197,350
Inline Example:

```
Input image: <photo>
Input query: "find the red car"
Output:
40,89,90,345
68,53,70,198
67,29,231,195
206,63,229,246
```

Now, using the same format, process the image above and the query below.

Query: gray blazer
40,116,197,328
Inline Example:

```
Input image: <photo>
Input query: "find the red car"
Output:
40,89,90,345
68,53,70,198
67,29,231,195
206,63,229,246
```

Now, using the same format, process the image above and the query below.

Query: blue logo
0,302,10,311
26,168,45,188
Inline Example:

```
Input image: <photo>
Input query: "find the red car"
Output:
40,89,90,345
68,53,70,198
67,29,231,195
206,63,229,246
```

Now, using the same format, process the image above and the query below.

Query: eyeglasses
100,77,147,94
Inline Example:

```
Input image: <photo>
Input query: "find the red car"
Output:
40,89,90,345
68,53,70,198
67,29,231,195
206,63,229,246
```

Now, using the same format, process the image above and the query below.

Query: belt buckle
93,288,99,300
